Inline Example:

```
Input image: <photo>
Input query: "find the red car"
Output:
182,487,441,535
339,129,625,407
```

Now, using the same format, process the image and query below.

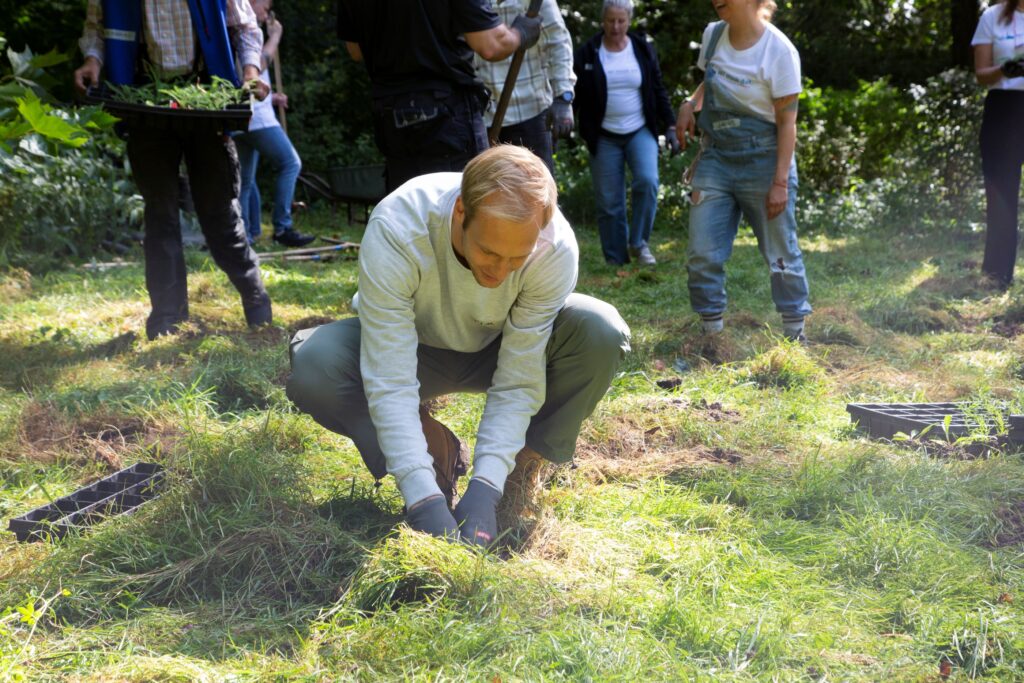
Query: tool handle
487,0,544,146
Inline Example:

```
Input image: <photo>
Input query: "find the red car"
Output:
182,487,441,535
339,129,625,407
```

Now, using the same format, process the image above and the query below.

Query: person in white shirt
972,1,1024,287
285,145,630,546
233,0,315,248
676,0,811,342
573,0,680,267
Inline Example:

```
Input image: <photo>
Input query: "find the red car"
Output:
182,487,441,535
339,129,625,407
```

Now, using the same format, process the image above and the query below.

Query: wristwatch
559,91,573,104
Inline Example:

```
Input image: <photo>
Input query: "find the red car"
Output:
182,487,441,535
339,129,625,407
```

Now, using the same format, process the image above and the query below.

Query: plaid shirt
80,0,262,78
474,0,576,126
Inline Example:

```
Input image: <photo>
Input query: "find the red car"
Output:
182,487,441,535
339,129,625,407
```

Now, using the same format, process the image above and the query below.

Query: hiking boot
496,446,547,529
628,242,656,266
420,406,470,508
272,229,316,248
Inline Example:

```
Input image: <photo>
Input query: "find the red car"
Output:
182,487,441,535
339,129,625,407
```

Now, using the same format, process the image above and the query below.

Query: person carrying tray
73,0,274,340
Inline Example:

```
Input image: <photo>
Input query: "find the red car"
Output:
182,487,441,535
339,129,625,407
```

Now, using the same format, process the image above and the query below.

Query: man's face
252,0,271,23
453,197,542,289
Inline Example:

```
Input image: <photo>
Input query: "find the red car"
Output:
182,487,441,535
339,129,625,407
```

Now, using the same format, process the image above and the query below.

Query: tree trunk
951,0,980,69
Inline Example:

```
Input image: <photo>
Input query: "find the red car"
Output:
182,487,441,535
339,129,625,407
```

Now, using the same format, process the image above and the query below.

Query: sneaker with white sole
628,242,656,266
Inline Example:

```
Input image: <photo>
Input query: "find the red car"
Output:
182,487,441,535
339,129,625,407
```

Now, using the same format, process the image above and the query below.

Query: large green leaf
15,91,88,147
28,49,68,70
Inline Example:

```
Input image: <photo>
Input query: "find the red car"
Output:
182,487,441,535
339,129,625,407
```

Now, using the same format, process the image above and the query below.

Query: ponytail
1001,0,1019,25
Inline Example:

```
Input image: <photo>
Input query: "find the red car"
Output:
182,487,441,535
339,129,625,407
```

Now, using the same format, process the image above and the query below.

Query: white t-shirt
248,68,279,131
971,4,1024,91
697,21,802,123
599,41,646,134
353,173,579,506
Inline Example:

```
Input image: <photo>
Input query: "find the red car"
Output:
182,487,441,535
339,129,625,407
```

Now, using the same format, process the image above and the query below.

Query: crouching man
286,145,630,546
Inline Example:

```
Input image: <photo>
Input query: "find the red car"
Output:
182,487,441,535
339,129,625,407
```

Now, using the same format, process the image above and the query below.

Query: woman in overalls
676,0,811,341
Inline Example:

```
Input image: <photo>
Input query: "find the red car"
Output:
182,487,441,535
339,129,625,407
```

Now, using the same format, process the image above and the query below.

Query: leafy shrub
0,38,140,269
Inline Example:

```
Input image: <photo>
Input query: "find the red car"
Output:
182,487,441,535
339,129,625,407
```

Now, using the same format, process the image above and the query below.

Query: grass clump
743,339,826,389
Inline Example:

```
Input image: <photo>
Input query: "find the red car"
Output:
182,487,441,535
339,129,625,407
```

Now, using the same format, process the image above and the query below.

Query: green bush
0,37,139,269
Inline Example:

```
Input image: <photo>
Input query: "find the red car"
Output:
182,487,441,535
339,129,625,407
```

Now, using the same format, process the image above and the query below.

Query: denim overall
686,22,811,322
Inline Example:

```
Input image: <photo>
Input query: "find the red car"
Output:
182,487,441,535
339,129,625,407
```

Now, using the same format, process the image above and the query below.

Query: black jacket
572,31,675,155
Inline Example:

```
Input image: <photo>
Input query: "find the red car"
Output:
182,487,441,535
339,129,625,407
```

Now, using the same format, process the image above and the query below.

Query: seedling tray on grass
847,402,1024,444
84,85,252,134
8,463,164,542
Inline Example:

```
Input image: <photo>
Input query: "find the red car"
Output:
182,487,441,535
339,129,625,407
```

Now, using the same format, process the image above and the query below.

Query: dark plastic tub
83,85,252,134
7,463,165,542
847,402,1024,444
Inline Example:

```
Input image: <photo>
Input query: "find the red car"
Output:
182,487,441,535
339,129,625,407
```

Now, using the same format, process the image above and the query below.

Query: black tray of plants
84,78,252,133
7,463,164,542
847,402,1024,443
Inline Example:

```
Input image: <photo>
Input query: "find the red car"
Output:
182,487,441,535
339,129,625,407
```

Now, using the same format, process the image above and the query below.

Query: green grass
1,207,1024,681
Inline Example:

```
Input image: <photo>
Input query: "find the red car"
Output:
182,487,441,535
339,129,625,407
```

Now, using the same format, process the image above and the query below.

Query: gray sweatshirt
354,173,579,506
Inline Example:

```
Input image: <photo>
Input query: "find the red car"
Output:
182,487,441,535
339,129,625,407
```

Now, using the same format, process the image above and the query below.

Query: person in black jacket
339,0,542,193
573,0,678,266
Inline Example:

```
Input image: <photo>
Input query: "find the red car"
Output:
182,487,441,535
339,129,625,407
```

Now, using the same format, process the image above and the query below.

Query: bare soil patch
14,400,181,471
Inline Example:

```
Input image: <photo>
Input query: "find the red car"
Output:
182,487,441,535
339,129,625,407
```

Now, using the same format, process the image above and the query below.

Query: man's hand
665,126,681,155
454,478,502,548
242,65,271,101
266,16,283,41
406,494,460,539
271,92,289,109
511,14,542,51
550,99,573,138
73,57,101,96
1001,59,1024,79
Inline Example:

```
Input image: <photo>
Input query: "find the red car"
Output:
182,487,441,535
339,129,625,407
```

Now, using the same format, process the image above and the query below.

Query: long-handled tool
268,10,288,134
258,242,359,259
487,0,543,146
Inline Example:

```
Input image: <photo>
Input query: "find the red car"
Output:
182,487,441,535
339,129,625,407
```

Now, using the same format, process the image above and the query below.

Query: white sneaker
628,242,656,266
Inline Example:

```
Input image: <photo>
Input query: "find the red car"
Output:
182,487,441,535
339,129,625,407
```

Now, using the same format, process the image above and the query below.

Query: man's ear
453,196,466,227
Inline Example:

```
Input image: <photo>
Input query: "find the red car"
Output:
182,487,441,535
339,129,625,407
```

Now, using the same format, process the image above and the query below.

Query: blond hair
759,0,777,21
461,145,557,228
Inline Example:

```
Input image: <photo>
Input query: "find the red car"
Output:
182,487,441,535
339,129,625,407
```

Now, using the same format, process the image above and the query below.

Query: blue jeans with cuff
589,126,660,265
686,144,811,320
234,124,302,241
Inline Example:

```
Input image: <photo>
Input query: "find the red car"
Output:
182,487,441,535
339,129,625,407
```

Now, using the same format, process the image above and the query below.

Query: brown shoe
496,447,547,529
420,405,469,508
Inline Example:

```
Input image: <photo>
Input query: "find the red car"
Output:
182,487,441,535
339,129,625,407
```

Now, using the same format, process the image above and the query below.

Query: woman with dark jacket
573,0,678,266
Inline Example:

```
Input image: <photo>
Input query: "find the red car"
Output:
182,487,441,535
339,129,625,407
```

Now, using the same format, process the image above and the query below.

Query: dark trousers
495,109,554,174
980,89,1024,286
126,126,268,339
372,87,489,193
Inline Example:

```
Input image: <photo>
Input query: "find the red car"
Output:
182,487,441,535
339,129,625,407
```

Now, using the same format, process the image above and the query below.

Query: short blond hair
461,145,557,229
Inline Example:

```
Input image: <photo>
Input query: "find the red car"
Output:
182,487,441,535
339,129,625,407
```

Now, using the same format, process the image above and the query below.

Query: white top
972,5,1024,91
248,68,278,131
697,21,802,123
353,173,579,506
599,41,646,134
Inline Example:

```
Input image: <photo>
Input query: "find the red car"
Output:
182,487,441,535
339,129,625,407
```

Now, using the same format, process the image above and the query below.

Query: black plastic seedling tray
84,85,252,133
847,402,1024,444
7,463,164,542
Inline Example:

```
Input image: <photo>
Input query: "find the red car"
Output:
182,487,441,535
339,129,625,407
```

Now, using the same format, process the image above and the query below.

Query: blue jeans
234,125,302,241
686,147,811,318
589,127,659,265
